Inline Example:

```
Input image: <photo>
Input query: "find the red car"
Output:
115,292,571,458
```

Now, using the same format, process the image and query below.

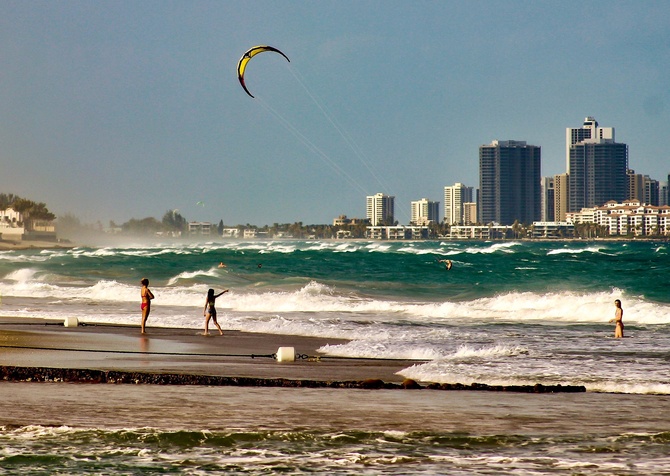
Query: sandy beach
0,317,417,384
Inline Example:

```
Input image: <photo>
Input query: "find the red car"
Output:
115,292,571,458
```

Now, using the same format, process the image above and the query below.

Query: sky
1,1,669,227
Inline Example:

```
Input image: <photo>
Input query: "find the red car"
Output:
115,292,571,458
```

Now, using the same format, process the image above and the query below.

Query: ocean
1,238,670,474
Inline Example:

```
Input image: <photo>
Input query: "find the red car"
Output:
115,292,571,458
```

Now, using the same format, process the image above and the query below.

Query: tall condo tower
366,193,395,226
567,118,627,212
411,198,439,225
479,140,541,225
565,117,614,173
541,177,555,222
444,183,474,225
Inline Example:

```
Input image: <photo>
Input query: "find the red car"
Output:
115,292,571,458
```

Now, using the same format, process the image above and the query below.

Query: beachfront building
444,183,474,225
221,228,239,238
410,198,439,226
366,225,429,240
567,117,628,212
566,200,670,236
366,193,395,226
479,140,541,225
188,222,212,236
530,221,575,238
449,224,511,240
0,207,24,240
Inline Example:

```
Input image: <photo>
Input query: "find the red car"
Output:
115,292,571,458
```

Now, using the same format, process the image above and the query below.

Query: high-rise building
479,140,541,225
443,183,473,225
541,177,555,222
366,193,395,226
627,169,645,202
463,202,477,225
554,173,569,221
566,117,614,173
645,176,660,206
411,198,439,225
567,118,628,211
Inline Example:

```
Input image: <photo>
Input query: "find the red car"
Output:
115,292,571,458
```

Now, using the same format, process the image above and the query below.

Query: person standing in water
140,278,154,334
609,299,624,338
204,288,228,335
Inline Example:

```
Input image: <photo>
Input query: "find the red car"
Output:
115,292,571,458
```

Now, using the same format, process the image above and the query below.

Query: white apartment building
566,200,670,236
410,198,439,225
188,222,212,236
444,183,474,225
366,193,395,226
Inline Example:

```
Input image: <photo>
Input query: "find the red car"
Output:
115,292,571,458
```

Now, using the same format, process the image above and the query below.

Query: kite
237,45,290,98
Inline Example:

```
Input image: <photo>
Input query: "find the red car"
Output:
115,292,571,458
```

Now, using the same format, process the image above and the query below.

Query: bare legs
141,304,150,334
204,312,223,336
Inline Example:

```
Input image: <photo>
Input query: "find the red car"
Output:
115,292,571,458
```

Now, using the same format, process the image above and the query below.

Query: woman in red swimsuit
140,278,154,334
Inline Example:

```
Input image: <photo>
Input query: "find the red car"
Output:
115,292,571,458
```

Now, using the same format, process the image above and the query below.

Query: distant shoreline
0,240,76,251
1,236,668,251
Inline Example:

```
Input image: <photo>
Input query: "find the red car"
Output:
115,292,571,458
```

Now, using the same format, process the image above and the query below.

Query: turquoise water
1,238,670,474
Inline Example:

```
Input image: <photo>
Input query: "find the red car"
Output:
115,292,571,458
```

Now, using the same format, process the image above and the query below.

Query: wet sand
0,317,419,383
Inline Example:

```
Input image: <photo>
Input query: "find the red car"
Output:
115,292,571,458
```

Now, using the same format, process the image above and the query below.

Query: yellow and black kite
237,45,290,98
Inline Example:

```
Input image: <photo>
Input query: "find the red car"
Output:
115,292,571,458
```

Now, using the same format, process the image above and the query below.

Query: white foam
547,246,605,255
166,267,220,286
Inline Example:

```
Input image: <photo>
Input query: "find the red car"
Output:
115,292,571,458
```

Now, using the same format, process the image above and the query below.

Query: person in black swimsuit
203,288,228,335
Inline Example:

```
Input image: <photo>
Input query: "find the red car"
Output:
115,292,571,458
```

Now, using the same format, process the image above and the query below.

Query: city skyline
1,2,669,226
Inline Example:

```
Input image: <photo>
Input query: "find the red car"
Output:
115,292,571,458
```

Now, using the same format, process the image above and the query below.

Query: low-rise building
530,221,575,238
188,222,212,236
366,225,429,240
566,200,670,236
449,225,511,240
0,207,25,240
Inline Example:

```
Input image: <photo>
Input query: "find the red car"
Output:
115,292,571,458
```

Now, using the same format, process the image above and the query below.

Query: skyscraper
566,117,614,173
627,169,645,202
554,173,569,221
443,183,473,225
541,177,555,222
411,198,439,225
366,193,395,226
479,140,541,225
567,118,628,211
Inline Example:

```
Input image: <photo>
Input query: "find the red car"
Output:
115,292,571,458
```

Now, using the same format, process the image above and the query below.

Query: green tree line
0,193,56,221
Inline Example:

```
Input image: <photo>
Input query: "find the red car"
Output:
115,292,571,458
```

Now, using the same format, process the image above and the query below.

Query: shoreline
0,239,75,250
2,236,668,252
0,317,584,393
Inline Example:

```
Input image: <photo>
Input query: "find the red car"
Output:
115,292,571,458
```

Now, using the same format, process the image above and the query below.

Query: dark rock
401,378,423,389
360,379,385,389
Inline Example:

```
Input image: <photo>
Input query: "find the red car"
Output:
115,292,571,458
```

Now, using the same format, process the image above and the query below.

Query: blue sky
1,1,669,226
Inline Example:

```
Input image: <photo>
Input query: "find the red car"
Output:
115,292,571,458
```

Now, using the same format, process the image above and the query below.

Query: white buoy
276,346,295,362
63,316,79,327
